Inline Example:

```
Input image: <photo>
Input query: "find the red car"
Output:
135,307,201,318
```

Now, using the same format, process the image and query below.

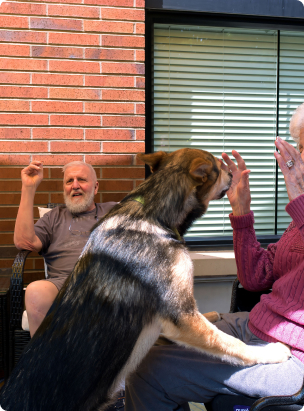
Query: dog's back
0,185,194,411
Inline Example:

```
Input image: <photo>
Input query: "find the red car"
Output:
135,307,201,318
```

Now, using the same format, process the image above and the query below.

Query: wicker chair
204,279,304,411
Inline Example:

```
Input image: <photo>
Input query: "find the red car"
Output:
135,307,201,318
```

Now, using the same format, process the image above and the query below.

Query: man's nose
71,179,80,189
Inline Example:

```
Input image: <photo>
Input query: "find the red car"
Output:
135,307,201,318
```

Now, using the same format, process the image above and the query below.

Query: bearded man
14,160,116,336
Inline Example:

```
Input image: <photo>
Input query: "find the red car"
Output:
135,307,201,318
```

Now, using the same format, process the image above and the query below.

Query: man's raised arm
14,161,44,252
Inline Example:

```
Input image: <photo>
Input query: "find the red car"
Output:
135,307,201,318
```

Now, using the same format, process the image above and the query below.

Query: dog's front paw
203,311,221,323
249,342,291,365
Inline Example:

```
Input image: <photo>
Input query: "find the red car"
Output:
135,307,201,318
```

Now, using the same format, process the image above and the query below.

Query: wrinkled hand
221,150,251,216
274,137,304,202
21,161,43,189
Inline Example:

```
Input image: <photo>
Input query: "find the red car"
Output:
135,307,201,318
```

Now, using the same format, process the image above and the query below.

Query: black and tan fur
0,148,290,411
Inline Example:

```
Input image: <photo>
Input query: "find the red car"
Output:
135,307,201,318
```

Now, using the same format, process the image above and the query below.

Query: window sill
190,251,237,278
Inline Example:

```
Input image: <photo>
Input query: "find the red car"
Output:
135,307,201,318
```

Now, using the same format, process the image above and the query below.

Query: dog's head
137,148,232,205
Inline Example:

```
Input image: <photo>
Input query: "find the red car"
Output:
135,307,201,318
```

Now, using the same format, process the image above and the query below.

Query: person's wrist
232,206,250,216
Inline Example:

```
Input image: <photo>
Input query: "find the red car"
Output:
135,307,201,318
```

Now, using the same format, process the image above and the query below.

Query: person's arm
14,161,43,252
221,151,278,291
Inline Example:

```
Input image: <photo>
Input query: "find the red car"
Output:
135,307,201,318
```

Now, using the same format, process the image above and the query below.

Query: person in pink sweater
124,103,304,411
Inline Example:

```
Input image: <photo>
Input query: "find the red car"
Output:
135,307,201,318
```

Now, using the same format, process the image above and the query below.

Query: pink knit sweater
230,193,304,363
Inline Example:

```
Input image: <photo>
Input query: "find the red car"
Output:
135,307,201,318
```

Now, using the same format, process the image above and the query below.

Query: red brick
103,167,144,178
0,30,47,44
135,49,145,61
50,193,64,203
50,168,65,178
101,8,144,21
85,75,134,88
85,102,134,114
32,46,83,59
103,89,144,101
136,76,145,88
103,115,145,128
0,114,48,126
0,155,30,165
0,141,48,152
136,103,145,114
32,101,83,113
32,73,83,86
103,142,144,153
37,180,63,191
0,58,47,71
0,72,30,84
0,44,30,57
49,32,99,46
135,129,144,140
102,192,126,202
102,62,144,75
0,128,30,139
49,87,100,100
50,114,100,127
49,60,100,74
0,233,13,244
135,179,144,187
0,100,30,111
85,154,133,165
0,2,46,15
30,18,82,32
99,180,133,192
102,35,145,48
135,23,145,34
50,141,100,152
84,0,133,5
85,48,134,60
0,181,21,191
0,206,18,218
136,0,145,7
33,128,83,140
0,167,24,178
32,155,83,166
85,128,134,140
84,20,133,33
0,16,28,29
0,86,47,98
39,0,83,3
48,4,100,18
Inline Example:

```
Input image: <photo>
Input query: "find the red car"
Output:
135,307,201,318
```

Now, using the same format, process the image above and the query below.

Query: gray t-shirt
34,202,117,290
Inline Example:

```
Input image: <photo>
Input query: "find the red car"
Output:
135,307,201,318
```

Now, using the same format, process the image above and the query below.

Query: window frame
145,9,304,250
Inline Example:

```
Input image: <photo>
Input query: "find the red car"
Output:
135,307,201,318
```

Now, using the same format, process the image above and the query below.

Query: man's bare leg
25,280,58,337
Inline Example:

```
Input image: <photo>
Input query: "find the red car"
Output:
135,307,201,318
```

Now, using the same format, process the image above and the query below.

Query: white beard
64,189,95,214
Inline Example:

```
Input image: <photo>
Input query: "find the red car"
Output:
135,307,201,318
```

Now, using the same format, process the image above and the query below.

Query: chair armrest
250,378,304,410
10,250,32,327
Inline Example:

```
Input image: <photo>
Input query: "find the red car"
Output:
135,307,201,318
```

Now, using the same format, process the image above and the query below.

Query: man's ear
189,158,212,183
137,151,168,173
94,180,99,195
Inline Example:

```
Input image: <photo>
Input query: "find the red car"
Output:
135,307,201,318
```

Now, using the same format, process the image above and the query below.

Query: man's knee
25,280,58,315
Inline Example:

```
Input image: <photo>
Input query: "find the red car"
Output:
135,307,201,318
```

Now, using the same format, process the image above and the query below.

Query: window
152,24,304,241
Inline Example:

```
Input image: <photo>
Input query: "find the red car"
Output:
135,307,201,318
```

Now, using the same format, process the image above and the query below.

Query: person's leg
125,313,304,411
25,280,58,337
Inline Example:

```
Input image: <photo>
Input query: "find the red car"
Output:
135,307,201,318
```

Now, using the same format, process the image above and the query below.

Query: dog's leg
202,311,221,323
161,311,291,366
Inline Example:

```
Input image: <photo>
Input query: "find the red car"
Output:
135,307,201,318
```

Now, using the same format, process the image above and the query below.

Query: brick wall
0,0,145,284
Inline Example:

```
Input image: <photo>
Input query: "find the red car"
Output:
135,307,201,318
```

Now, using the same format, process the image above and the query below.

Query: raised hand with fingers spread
274,136,304,201
221,150,251,216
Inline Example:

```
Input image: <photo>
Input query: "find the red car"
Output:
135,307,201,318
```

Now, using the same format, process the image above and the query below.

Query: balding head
289,103,304,144
62,161,97,184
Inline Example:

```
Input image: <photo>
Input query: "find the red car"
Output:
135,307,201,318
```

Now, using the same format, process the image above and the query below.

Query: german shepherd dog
0,148,290,411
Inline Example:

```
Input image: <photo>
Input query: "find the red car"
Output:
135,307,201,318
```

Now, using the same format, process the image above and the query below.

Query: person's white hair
289,103,304,143
62,161,97,183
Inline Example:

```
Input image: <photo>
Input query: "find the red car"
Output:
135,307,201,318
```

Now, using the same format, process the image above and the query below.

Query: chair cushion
21,311,29,331
38,207,52,218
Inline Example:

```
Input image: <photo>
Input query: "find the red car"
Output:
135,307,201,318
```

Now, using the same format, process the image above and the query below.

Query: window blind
153,24,304,238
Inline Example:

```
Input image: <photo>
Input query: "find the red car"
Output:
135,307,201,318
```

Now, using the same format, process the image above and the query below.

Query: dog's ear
189,158,212,183
137,151,168,173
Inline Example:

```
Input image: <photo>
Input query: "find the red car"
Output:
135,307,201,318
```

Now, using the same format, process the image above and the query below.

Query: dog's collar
132,196,182,242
